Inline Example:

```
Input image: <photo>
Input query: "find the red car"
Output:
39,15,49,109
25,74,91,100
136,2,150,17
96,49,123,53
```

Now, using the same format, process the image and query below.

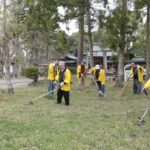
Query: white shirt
10,65,13,73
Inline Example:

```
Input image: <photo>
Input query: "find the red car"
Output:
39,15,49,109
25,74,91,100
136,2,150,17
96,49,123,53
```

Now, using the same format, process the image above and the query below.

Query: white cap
95,65,100,69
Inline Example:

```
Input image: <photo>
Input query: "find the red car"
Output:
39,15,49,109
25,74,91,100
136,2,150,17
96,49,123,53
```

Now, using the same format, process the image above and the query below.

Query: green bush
25,67,39,82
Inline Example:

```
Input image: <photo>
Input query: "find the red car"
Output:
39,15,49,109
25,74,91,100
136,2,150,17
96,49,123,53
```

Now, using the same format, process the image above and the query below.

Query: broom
91,74,104,96
118,67,138,97
117,78,130,97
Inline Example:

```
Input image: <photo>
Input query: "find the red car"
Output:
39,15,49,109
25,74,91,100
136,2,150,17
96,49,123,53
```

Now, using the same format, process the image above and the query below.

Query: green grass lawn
0,76,150,150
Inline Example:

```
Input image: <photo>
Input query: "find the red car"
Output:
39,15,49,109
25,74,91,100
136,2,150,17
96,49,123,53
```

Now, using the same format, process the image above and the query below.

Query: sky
59,19,78,36
58,1,146,36
58,1,109,36
58,6,78,35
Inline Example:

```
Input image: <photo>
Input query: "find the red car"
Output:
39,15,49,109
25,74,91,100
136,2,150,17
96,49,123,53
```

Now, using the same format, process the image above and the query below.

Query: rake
26,88,58,105
136,94,150,126
91,74,104,96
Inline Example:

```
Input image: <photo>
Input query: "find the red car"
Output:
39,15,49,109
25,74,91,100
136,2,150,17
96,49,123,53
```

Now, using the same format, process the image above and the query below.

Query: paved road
0,77,44,89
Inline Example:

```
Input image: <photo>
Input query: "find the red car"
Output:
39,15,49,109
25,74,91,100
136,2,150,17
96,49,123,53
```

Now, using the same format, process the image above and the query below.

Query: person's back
48,63,55,80
77,62,86,90
47,60,58,97
98,65,106,96
98,68,106,85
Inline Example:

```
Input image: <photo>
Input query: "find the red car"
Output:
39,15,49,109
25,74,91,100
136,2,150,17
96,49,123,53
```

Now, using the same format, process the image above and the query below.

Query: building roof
129,56,145,63
84,43,116,57
61,54,77,60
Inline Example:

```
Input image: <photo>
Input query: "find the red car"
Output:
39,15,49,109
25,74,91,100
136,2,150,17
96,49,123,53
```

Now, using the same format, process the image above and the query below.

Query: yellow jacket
91,67,106,84
91,67,97,79
77,65,88,79
47,63,55,80
98,69,106,85
55,68,71,91
144,79,150,90
130,65,144,82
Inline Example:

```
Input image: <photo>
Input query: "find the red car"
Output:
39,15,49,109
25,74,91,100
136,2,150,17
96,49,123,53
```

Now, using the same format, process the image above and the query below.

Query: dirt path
0,77,44,89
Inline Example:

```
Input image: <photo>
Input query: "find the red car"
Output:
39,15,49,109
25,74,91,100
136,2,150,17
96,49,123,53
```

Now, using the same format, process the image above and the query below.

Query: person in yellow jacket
77,61,87,90
47,60,58,95
55,61,71,106
129,63,144,94
91,64,106,96
142,79,150,97
39,59,58,97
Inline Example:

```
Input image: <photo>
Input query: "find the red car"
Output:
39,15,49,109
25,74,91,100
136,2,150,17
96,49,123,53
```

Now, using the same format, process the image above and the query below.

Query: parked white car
124,64,146,81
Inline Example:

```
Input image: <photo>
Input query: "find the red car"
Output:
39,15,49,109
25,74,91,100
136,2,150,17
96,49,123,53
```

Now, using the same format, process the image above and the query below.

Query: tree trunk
115,0,127,87
77,6,85,65
3,0,14,94
146,0,150,80
86,1,94,67
116,49,124,87
4,49,14,94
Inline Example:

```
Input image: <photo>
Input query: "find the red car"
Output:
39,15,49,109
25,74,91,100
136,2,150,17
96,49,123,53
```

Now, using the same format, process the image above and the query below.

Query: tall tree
116,0,127,87
145,0,150,79
98,0,142,87
1,0,15,94
17,0,61,65
77,3,85,65
86,0,94,67
135,0,150,79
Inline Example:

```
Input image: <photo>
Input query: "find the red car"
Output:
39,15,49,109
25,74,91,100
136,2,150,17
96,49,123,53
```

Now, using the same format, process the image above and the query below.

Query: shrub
25,67,39,82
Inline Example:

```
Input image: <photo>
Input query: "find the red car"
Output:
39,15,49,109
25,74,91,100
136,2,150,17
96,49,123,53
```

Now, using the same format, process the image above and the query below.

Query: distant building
60,54,77,67
128,56,146,66
83,43,117,70
60,45,146,74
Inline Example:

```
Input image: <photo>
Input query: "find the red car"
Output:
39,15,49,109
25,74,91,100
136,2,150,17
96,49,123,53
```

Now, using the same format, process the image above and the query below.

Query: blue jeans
48,80,54,95
97,81,105,94
133,79,142,94
101,84,105,94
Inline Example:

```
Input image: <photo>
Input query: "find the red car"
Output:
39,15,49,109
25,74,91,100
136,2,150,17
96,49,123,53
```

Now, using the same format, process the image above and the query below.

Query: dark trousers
97,81,101,91
57,89,70,105
97,81,105,94
133,79,142,94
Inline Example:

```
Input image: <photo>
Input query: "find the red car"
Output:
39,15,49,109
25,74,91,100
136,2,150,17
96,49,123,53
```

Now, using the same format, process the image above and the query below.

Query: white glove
137,65,140,69
53,80,57,85
81,74,83,77
130,75,133,78
60,82,64,86
127,75,132,80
